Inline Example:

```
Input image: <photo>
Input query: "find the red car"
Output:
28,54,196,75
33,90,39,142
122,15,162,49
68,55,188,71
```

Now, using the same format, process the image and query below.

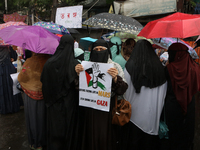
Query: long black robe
79,39,128,150
80,76,128,150
41,34,79,150
46,82,79,150
159,69,195,150
0,46,23,114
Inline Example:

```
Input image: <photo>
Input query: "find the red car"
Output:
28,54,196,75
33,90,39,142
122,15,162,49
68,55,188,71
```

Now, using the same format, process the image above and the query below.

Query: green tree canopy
0,0,79,23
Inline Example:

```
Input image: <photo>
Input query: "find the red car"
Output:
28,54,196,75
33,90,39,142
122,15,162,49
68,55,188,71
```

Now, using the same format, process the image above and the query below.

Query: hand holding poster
79,61,113,112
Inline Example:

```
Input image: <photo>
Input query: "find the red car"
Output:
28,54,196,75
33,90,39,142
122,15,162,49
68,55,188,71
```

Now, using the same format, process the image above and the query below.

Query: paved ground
0,108,29,150
1,92,200,150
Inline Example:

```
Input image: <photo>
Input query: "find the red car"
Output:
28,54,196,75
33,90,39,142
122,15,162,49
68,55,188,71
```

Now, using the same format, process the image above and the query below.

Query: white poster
56,5,83,28
79,61,113,112
10,72,20,95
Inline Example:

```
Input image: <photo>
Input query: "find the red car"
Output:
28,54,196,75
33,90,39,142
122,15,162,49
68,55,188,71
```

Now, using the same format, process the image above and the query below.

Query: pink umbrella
0,25,60,54
0,38,8,46
0,21,27,45
0,21,27,30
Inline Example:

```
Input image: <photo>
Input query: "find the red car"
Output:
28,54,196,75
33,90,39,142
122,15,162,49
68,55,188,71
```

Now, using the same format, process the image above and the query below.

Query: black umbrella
67,28,80,34
82,13,143,35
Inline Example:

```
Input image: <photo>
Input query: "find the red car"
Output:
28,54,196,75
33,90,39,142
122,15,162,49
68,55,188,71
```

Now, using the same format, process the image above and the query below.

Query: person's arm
107,67,128,95
112,75,128,95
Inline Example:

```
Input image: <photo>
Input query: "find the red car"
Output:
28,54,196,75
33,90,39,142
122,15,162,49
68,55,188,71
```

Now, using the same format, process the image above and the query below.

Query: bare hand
107,68,118,83
75,64,84,76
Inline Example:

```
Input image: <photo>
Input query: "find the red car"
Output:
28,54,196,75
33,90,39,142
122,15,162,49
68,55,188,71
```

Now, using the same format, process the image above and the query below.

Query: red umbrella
138,12,200,39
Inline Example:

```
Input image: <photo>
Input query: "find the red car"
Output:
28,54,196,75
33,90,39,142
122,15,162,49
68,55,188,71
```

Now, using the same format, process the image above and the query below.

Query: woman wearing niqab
160,43,200,150
41,34,79,150
122,39,167,150
75,39,128,150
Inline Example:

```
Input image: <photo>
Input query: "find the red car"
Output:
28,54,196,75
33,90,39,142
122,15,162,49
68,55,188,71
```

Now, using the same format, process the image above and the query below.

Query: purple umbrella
0,25,60,54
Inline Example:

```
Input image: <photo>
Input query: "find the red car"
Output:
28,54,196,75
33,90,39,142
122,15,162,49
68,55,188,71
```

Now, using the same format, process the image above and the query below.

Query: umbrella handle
193,45,198,49
22,43,26,59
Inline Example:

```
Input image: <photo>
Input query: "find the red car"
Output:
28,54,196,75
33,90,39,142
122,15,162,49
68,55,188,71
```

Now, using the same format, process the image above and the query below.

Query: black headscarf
75,53,84,61
90,39,112,63
0,46,9,62
125,39,166,93
9,46,17,61
41,34,79,107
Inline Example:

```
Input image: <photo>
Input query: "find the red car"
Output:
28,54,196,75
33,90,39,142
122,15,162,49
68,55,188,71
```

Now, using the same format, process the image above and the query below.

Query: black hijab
41,34,79,107
9,46,17,61
90,39,112,63
125,39,166,93
0,46,9,62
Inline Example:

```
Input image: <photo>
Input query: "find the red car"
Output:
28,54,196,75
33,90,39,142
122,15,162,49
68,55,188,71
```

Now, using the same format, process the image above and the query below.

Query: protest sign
10,72,20,95
79,61,113,112
56,5,83,28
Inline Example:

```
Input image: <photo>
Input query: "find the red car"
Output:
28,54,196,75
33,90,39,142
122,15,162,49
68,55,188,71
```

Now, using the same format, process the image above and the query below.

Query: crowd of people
0,33,200,150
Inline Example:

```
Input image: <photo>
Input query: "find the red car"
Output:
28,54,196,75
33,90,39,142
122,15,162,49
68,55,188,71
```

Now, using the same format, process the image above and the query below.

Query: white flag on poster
79,61,113,112
55,5,83,28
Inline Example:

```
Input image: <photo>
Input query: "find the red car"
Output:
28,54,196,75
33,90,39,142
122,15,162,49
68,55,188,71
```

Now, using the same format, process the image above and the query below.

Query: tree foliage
0,0,79,22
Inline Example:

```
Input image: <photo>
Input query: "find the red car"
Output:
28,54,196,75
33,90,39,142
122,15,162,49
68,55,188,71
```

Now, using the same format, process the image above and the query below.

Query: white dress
124,68,167,135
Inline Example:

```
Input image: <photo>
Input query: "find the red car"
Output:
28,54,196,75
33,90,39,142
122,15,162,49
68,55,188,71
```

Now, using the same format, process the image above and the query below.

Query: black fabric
75,53,84,61
125,39,166,93
109,41,121,55
23,50,32,60
24,94,46,149
168,43,188,63
90,50,109,63
0,46,9,62
41,34,79,107
90,39,112,61
9,46,17,61
0,46,23,114
159,69,195,150
80,76,128,150
40,34,80,150
46,83,80,150
120,122,159,150
168,50,177,63
194,38,200,49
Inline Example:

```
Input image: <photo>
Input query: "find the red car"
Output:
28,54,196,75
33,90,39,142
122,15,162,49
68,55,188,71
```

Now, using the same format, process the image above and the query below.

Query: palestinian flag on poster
85,68,93,86
85,67,106,90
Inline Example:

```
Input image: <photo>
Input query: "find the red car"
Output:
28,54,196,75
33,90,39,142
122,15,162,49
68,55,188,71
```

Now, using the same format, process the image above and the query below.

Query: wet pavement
0,108,29,150
1,92,200,150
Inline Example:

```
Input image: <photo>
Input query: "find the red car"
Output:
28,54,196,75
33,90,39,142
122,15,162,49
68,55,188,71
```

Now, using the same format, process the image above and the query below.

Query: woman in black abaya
122,39,167,150
0,45,23,114
41,34,79,150
75,39,128,150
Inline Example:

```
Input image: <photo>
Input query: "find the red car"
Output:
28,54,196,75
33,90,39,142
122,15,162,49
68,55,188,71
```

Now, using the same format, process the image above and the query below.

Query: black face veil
90,39,112,63
41,34,79,107
125,39,166,93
